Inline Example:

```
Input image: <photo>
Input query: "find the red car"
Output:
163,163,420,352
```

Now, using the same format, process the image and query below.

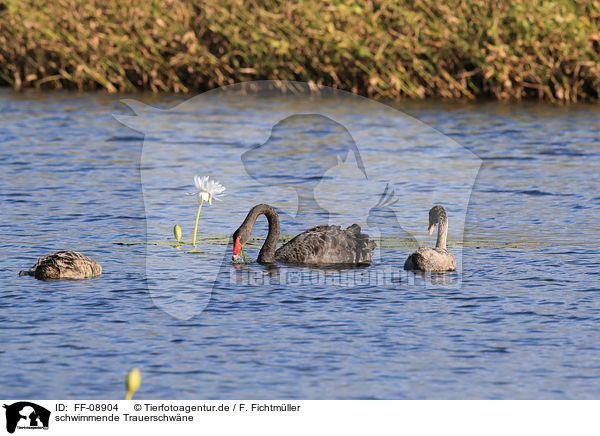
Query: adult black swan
232,204,376,265
404,205,456,272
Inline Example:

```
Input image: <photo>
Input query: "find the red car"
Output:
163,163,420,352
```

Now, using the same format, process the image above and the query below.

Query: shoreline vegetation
1,0,599,101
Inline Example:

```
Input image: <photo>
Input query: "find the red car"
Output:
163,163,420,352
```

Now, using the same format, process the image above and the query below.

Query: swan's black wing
275,224,376,265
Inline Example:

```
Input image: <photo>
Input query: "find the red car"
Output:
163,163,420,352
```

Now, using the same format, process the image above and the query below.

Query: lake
1,84,599,399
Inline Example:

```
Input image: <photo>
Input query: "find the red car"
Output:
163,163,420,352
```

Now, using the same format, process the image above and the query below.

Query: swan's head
231,227,248,262
428,205,447,235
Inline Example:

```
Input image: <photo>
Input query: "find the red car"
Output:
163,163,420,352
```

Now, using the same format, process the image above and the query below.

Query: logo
3,402,50,434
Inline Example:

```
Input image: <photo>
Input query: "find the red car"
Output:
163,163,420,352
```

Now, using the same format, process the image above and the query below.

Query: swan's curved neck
241,204,280,263
436,216,448,250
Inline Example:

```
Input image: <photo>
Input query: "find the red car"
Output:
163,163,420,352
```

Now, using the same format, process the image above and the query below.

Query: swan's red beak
232,236,242,262
428,224,436,235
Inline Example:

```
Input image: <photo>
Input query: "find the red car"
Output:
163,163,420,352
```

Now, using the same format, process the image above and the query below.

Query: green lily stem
192,199,204,247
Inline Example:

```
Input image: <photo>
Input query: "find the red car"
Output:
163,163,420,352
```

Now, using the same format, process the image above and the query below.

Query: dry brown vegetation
1,0,599,101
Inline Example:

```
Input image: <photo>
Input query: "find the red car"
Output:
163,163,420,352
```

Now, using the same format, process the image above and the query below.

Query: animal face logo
116,81,481,320
241,113,367,225
3,402,50,433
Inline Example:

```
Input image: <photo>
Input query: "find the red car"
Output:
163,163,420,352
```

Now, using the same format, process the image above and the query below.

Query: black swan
19,250,102,280
404,205,456,272
232,204,376,265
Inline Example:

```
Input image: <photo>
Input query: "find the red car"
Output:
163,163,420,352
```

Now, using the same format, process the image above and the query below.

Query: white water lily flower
188,175,226,205
187,175,226,247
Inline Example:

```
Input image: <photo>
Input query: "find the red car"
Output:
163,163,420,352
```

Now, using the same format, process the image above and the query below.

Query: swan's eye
233,236,242,256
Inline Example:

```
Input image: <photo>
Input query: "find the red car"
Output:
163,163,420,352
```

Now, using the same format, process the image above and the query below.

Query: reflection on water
0,88,599,399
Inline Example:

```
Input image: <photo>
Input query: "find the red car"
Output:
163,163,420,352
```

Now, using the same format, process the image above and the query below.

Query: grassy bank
1,0,599,101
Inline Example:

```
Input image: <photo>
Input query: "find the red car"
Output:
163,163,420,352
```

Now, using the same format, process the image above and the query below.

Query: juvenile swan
404,205,456,272
19,250,102,280
232,204,376,265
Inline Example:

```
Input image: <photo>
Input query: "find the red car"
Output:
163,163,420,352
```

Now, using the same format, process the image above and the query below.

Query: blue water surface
1,89,599,399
